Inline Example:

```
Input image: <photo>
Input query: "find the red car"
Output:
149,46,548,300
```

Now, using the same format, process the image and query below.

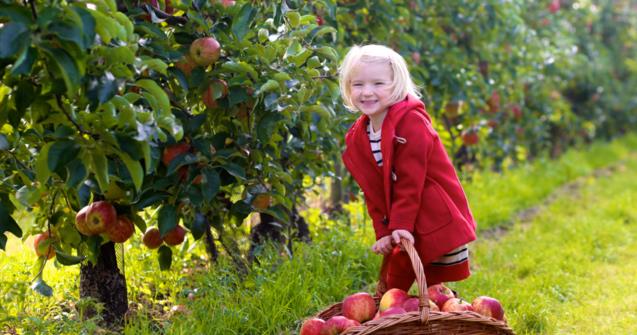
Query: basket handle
376,239,430,323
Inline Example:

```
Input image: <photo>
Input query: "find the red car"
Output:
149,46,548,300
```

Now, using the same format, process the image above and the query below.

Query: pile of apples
299,284,505,335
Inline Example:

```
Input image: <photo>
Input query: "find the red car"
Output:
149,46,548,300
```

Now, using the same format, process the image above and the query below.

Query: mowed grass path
452,155,637,334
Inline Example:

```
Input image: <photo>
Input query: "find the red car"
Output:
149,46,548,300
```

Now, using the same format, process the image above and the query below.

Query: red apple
163,225,186,246
252,193,272,210
175,55,197,76
75,205,93,236
402,297,437,312
85,201,117,235
548,0,560,13
379,306,407,318
142,227,163,249
411,51,421,65
427,284,455,310
320,316,359,335
510,104,523,120
342,292,376,323
379,288,408,313
202,80,228,109
299,318,325,335
190,37,221,67
461,130,479,146
107,216,135,243
472,296,505,321
162,143,191,167
33,232,55,259
442,298,474,312
219,0,235,7
487,91,500,113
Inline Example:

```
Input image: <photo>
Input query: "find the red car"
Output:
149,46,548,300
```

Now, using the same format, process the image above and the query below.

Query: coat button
382,217,388,225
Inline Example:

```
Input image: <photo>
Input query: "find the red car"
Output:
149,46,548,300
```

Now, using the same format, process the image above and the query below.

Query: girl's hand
391,229,414,245
371,235,393,255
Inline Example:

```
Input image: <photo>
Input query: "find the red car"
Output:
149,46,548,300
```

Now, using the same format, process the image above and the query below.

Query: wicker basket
316,239,515,335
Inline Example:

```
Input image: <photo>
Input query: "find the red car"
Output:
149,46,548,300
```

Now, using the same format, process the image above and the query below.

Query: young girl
339,45,477,291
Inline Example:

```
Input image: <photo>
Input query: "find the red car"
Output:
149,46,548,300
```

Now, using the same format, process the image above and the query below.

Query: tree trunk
79,242,127,328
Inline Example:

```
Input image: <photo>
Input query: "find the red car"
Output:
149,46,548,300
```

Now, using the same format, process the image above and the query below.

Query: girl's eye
375,82,385,86
352,83,363,87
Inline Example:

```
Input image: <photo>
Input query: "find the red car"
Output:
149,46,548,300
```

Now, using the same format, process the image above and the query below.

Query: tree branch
55,95,97,138
25,0,37,19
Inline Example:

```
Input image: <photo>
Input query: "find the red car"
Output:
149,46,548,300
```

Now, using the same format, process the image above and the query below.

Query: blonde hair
339,44,420,111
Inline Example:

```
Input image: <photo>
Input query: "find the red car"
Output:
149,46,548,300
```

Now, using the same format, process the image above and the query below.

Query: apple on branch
163,225,186,246
85,201,118,235
190,37,221,67
107,216,136,243
33,232,56,259
142,227,163,249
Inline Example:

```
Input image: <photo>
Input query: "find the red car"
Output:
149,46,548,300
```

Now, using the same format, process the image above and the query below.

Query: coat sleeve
388,113,435,232
363,193,391,240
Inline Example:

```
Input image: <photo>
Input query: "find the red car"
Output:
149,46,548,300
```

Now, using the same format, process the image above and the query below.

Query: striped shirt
367,122,383,166
366,122,468,266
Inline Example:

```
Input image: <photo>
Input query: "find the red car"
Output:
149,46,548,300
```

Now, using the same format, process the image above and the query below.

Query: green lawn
1,135,637,334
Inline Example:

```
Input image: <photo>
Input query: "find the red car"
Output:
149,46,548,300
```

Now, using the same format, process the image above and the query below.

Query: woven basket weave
316,239,515,335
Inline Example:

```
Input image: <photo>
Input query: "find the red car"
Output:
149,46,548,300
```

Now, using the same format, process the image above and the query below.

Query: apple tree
0,0,342,325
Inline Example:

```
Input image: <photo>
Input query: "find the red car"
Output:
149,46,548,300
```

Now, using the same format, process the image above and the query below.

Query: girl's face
349,61,394,119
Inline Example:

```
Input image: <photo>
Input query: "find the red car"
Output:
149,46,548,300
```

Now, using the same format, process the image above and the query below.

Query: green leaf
134,192,169,210
31,277,53,297
0,134,8,150
230,200,252,223
190,212,207,240
315,46,339,62
158,205,178,238
220,61,259,81
48,140,81,173
0,5,34,25
40,45,82,97
222,163,246,180
112,12,134,40
0,22,30,59
48,20,85,49
232,4,256,41
258,79,280,95
0,201,22,249
89,8,126,43
55,249,86,265
116,152,144,192
201,168,220,201
257,113,284,143
135,79,171,117
90,149,110,193
65,159,88,189
35,142,53,184
158,245,172,270
16,185,40,207
140,57,168,76
72,7,96,49
10,47,38,76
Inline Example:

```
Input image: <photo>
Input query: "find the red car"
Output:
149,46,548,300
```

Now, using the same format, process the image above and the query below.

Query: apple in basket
320,316,360,335
342,292,377,323
379,288,409,312
300,317,325,335
402,297,439,312
442,298,474,312
472,296,505,321
427,284,455,309
379,306,407,318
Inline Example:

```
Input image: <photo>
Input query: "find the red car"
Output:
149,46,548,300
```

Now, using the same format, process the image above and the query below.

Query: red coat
342,95,476,264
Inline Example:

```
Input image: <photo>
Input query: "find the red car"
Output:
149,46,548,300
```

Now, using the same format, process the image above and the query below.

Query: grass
1,134,637,334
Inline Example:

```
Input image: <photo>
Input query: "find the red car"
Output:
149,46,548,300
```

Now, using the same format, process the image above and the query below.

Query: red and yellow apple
163,225,186,246
33,232,55,259
379,288,408,313
299,318,325,335
342,292,376,323
461,129,479,146
427,284,455,310
75,205,93,236
85,201,117,235
442,298,474,312
379,306,407,318
190,37,221,67
252,193,272,210
320,316,359,335
472,296,505,320
107,216,135,243
142,227,163,249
